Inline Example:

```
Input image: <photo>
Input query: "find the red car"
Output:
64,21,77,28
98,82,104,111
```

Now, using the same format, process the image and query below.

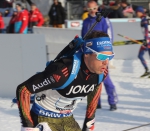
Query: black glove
143,41,148,47
82,117,95,131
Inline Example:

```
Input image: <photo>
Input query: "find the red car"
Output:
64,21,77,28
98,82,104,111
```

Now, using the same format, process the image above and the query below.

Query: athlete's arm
16,58,71,127
140,17,149,48
82,83,103,131
82,68,108,131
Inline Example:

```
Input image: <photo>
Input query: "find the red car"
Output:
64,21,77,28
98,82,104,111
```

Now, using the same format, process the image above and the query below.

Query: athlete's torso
141,16,150,47
32,56,100,116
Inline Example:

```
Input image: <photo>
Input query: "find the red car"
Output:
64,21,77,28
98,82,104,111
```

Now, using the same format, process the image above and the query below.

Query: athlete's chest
57,70,98,98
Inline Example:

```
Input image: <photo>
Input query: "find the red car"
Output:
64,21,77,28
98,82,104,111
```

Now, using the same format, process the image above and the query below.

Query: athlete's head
136,7,145,18
83,30,114,74
87,0,98,17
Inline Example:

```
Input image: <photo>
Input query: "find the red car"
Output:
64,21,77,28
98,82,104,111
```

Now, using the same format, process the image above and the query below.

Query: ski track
0,59,150,131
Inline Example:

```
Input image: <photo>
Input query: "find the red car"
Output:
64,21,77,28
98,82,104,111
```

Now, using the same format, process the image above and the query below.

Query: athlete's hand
36,122,52,131
69,35,84,49
141,43,148,50
82,118,95,131
143,41,148,47
21,122,52,131
21,127,40,131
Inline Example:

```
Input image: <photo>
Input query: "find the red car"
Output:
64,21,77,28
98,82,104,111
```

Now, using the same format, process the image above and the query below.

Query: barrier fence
33,18,149,60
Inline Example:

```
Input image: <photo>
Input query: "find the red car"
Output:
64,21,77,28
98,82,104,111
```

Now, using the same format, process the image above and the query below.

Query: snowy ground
0,59,150,131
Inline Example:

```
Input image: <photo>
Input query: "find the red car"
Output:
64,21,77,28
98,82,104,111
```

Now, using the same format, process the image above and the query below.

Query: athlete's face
84,51,112,74
136,12,143,18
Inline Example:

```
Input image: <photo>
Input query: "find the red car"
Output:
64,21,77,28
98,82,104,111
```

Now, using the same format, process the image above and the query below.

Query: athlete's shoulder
45,57,73,73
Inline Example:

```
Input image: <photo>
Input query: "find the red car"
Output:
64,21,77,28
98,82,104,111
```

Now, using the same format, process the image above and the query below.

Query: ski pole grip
95,12,102,22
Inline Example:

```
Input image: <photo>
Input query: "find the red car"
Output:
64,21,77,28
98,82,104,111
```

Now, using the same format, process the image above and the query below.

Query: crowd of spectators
0,0,66,34
0,0,149,34
0,1,45,34
82,0,148,19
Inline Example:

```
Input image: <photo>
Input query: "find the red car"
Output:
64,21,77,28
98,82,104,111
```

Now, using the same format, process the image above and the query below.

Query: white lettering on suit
33,78,52,92
66,84,95,95
39,110,61,118
97,41,111,45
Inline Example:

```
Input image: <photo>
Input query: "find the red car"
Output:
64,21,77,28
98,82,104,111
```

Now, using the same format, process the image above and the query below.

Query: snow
0,59,150,131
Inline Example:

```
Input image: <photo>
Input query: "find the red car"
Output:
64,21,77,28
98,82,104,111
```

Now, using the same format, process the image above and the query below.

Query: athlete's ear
84,54,90,58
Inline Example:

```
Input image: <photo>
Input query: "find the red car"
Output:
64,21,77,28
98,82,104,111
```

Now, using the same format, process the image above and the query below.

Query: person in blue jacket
82,0,118,111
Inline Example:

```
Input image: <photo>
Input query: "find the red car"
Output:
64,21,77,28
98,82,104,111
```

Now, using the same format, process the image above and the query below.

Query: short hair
87,0,98,7
16,3,22,7
115,0,121,4
121,0,127,4
31,3,36,6
85,30,109,40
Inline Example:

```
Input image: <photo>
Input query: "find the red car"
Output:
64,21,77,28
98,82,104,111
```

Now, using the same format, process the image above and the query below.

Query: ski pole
83,9,110,40
117,34,143,45
123,122,150,131
54,9,111,61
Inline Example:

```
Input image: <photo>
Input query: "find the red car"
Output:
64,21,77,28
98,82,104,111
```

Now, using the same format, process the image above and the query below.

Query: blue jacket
81,15,108,37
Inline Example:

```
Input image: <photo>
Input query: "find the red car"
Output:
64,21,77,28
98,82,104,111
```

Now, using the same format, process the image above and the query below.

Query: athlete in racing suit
136,7,150,77
16,30,114,131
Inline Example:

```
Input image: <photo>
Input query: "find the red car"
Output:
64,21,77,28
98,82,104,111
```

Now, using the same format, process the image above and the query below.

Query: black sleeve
48,5,53,24
117,7,125,18
61,6,66,22
18,58,72,94
82,83,103,130
16,58,72,127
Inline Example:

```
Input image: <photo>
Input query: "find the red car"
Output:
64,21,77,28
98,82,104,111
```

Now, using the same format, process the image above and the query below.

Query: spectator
82,6,88,20
7,9,17,33
120,0,138,18
48,0,66,28
108,0,125,18
14,3,28,34
0,12,5,33
81,1,108,37
28,3,44,28
4,9,12,17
